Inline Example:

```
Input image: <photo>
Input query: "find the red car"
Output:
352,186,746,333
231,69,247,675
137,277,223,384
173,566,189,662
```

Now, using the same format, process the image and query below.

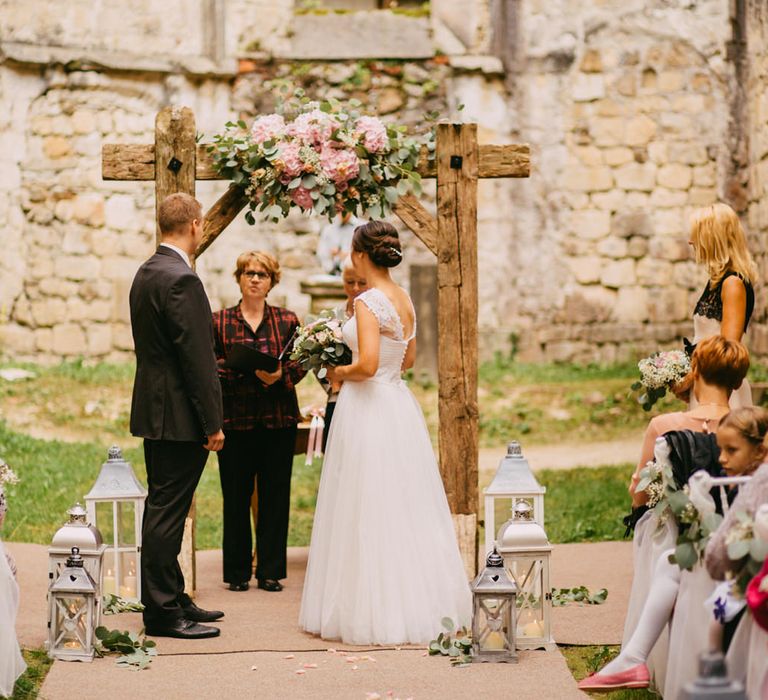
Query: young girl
580,406,768,693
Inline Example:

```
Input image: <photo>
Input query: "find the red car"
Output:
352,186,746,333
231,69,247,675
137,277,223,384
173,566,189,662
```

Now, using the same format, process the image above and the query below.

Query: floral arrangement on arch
209,92,435,222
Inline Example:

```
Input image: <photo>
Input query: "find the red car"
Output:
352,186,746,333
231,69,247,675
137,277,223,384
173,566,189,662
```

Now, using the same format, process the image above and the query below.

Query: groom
129,193,225,639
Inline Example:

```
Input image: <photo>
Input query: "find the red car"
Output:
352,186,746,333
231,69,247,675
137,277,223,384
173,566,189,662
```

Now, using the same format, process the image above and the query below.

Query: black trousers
217,426,297,583
141,439,208,626
322,399,337,452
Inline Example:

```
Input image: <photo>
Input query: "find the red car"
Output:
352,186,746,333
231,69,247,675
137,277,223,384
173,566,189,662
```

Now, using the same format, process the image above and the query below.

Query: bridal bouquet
290,310,352,379
0,459,19,528
631,349,691,411
209,92,433,222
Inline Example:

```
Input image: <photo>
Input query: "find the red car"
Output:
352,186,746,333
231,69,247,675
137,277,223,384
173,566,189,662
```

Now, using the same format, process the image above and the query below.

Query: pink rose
320,146,360,185
291,186,314,210
355,116,388,153
251,114,286,144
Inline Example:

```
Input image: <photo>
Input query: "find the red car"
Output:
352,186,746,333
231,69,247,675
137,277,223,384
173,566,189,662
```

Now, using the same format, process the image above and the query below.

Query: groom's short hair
158,193,202,235
692,335,749,391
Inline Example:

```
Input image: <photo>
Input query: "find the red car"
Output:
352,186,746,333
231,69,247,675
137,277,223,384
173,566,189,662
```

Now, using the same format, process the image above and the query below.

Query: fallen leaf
346,656,359,663
284,654,295,659
250,665,258,671
295,669,305,675
303,663,318,669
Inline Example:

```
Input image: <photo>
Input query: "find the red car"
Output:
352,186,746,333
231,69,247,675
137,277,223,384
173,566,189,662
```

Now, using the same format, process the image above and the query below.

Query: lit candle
523,620,544,637
102,569,116,596
484,630,506,650
120,576,137,598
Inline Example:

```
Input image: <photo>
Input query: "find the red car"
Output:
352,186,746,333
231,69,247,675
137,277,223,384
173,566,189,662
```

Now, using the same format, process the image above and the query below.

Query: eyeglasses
243,271,270,280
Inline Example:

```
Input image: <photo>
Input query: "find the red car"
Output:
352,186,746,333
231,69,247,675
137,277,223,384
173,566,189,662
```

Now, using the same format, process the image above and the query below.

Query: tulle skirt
299,378,472,645
0,540,26,697
727,613,768,700
622,510,677,691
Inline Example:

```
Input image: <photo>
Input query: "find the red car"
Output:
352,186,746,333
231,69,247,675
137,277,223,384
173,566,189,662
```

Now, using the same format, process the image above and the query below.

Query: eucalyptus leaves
95,626,157,670
209,91,434,223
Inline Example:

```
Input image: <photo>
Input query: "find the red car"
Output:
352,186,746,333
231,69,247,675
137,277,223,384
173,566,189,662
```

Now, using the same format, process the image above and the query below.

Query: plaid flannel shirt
212,302,305,430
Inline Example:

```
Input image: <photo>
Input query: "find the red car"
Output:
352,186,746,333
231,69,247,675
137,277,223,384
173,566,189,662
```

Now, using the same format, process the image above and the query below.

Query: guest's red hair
691,335,749,392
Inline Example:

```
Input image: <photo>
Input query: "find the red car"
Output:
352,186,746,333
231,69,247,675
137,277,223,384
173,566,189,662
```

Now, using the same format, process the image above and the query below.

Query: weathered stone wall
0,0,765,364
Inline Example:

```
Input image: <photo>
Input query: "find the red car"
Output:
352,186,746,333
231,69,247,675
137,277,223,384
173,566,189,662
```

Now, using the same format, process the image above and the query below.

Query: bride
299,220,471,645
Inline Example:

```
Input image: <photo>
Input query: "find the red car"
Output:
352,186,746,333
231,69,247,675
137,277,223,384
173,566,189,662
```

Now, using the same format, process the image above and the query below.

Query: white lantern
483,441,546,556
48,503,106,623
84,446,145,601
48,547,98,662
497,502,555,651
470,549,517,663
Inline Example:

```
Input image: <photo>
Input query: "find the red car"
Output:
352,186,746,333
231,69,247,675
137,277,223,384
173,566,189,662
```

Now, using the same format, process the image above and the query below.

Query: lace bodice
693,271,754,333
342,288,416,384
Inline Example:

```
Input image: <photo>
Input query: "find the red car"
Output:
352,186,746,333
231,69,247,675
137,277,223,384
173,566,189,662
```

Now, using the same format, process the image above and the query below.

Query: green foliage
95,626,157,670
10,648,53,700
428,617,472,665
102,594,145,615
551,586,608,606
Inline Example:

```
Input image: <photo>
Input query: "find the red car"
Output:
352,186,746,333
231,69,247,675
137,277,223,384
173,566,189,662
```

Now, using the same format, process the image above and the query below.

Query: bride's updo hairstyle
352,221,403,268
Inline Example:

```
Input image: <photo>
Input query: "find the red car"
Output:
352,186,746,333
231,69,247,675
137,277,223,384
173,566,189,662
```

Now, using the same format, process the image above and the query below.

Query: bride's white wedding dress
299,287,472,644
0,538,26,697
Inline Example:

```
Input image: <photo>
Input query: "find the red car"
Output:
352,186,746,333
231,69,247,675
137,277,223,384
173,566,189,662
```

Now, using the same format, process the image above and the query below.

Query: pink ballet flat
577,663,650,691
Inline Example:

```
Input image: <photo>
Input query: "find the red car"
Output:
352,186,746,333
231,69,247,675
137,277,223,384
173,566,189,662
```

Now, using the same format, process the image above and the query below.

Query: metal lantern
48,547,98,662
483,441,546,556
497,501,555,651
470,549,518,663
84,445,146,600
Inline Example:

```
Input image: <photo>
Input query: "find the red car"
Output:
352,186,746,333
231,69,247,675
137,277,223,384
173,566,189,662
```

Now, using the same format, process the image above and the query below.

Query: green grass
10,648,53,700
560,645,659,699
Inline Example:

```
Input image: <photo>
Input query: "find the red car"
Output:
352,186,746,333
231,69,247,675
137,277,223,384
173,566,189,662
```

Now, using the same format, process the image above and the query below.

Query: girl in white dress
299,221,471,645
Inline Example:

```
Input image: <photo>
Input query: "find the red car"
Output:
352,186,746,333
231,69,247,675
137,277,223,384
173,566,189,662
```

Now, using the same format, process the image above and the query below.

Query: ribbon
304,410,326,466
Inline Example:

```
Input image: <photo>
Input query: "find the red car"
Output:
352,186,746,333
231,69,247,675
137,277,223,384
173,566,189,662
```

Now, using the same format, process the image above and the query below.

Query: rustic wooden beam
436,123,479,578
392,193,438,255
195,185,250,258
154,106,199,595
102,143,531,181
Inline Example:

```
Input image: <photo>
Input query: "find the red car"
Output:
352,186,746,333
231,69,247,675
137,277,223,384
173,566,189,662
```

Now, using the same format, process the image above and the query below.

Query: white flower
754,504,768,542
687,470,716,517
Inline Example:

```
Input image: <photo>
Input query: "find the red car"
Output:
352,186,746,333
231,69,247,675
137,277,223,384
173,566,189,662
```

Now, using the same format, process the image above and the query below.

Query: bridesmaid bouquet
721,506,768,596
631,349,691,411
290,311,352,379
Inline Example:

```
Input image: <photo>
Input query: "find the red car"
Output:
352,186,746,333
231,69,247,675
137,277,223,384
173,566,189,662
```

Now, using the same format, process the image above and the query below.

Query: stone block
53,323,87,356
111,278,132,323
648,142,668,164
648,288,689,323
567,256,603,284
614,162,657,191
653,208,685,235
614,73,636,97
0,324,35,353
54,255,101,281
603,147,633,166
112,323,134,351
562,167,614,192
611,210,654,238
624,115,657,146
31,298,67,327
601,259,636,288
87,324,112,355
39,279,79,298
657,164,692,190
35,328,53,352
563,191,590,209
72,110,96,134
636,257,674,285
43,136,71,159
657,71,684,92
573,73,605,102
54,199,75,222
627,236,649,258
72,133,101,157
668,144,708,166
62,228,90,254
688,187,717,206
570,209,611,238
650,188,688,208
101,256,140,280
693,164,717,187
574,146,602,166
591,117,624,146
649,237,690,262
591,189,625,211
72,194,105,227
614,286,649,323
545,340,593,363
626,192,650,208
580,49,603,73
104,194,138,231
596,236,628,258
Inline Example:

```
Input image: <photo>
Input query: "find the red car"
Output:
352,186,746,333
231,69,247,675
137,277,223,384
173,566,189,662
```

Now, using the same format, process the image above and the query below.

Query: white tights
601,548,681,675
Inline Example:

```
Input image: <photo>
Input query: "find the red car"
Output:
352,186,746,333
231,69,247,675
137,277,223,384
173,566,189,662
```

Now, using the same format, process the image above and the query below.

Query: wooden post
435,123,479,578
154,106,198,596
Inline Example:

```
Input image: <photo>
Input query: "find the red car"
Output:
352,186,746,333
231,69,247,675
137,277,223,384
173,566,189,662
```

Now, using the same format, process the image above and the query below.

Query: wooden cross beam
103,106,531,577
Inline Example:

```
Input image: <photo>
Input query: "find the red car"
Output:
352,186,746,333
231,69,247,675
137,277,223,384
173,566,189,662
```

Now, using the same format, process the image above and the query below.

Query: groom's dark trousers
129,246,223,627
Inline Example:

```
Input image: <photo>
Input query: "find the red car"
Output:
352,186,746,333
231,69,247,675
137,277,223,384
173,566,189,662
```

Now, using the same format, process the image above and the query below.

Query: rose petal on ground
351,665,359,670
303,663,318,669
250,665,258,671
346,656,359,662
295,669,306,675
284,654,295,659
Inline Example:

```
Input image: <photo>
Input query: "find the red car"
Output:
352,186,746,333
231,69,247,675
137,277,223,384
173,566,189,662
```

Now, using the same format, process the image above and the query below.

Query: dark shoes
257,579,283,592
228,581,249,591
145,618,220,639
182,600,224,623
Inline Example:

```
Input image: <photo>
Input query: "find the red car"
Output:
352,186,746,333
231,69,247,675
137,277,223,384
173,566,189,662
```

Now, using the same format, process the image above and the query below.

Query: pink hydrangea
291,186,314,210
251,114,286,144
288,110,340,145
355,116,388,153
276,141,304,181
320,146,360,185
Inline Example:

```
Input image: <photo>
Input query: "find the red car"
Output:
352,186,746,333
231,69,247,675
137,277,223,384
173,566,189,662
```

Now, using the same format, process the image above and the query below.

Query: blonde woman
688,202,757,407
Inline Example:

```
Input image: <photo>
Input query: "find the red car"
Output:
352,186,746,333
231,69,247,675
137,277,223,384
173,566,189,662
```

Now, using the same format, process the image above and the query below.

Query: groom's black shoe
257,579,283,592
181,601,224,623
145,618,220,639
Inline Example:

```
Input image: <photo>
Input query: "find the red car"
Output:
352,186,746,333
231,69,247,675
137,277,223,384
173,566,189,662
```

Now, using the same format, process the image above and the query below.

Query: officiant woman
212,251,306,593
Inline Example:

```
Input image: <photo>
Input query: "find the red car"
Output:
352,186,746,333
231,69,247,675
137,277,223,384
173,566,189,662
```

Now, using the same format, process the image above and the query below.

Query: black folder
223,344,280,373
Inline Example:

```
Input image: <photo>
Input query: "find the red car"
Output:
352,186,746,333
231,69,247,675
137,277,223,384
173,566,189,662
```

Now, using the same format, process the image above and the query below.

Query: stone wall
0,0,765,365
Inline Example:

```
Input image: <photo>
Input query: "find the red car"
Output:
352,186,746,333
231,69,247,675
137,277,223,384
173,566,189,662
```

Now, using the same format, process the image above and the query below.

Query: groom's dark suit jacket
129,246,223,441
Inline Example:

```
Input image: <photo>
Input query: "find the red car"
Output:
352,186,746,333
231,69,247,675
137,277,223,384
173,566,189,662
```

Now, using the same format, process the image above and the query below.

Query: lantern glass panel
54,596,89,650
476,596,513,652
507,556,546,639
95,502,114,541
118,552,139,598
117,501,136,546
